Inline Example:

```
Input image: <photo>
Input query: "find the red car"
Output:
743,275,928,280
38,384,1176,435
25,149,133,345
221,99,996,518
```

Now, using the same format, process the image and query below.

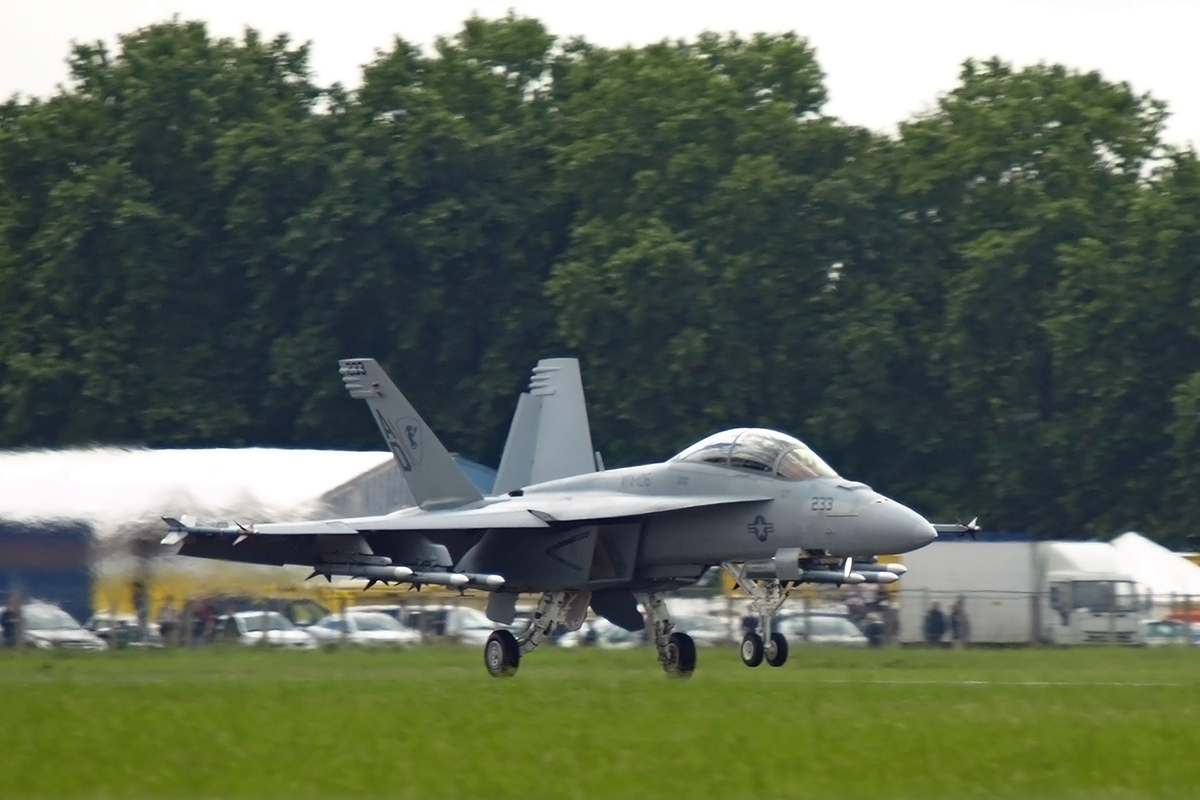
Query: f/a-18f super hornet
165,357,969,678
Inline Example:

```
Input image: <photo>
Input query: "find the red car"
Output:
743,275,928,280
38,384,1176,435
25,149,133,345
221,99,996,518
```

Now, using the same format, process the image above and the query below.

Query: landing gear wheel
484,630,520,678
661,631,697,678
740,632,764,667
765,632,789,667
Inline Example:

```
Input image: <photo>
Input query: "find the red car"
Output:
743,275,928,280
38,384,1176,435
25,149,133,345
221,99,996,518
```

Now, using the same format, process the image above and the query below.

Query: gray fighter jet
165,357,965,678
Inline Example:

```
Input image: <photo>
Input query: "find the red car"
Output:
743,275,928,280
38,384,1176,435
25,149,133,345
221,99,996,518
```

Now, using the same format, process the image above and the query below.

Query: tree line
1,16,1198,543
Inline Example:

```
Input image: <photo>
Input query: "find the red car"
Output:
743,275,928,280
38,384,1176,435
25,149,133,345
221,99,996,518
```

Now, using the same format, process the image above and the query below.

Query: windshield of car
671,428,838,481
352,614,403,632
241,612,294,632
22,605,81,631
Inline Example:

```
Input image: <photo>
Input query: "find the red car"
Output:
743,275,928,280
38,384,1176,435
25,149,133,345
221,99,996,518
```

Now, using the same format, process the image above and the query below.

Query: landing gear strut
723,562,792,669
483,590,590,678
643,591,696,678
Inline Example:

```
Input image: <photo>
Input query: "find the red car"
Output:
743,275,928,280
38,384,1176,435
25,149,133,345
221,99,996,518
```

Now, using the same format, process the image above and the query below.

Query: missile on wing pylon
796,569,867,585
744,561,867,585
319,564,415,582
312,564,505,589
854,562,907,576
406,571,505,589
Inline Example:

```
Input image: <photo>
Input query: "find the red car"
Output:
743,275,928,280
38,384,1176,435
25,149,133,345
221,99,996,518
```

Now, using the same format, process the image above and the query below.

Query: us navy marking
748,515,773,542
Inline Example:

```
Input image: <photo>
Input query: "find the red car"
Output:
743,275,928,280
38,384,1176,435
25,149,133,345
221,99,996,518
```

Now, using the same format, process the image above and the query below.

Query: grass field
0,644,1198,799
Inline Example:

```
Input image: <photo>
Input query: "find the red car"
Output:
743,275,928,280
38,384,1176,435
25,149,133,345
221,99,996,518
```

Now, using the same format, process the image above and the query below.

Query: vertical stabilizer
339,358,483,509
493,358,596,494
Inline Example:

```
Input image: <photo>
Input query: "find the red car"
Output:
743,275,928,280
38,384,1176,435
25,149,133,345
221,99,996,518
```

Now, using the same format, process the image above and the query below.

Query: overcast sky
2,0,1197,148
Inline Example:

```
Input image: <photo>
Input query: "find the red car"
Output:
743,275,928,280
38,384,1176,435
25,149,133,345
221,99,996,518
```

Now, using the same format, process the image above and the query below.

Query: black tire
484,629,520,678
740,632,764,667
765,632,789,667
662,631,697,678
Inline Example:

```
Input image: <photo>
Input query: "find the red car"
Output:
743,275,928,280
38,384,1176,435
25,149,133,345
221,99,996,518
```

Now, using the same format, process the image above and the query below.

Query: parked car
671,614,734,646
402,605,500,645
775,614,869,647
558,617,644,649
199,596,330,628
84,611,163,648
1141,619,1190,646
22,602,107,650
307,611,422,648
215,611,316,649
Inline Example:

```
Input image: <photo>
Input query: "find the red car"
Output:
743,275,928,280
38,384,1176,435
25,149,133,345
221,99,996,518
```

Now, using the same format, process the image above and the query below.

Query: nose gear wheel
765,632,789,667
740,632,764,667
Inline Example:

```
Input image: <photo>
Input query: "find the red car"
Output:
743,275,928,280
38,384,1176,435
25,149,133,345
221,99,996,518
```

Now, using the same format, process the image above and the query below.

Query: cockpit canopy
669,428,838,481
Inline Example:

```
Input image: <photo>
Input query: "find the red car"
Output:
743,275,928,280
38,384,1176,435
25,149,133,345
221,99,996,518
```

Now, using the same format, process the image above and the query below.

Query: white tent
0,446,394,540
1111,531,1200,604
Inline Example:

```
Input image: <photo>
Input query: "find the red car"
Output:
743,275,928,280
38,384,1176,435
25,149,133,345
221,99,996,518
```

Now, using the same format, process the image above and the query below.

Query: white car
558,618,645,649
307,611,422,647
22,603,107,651
775,614,869,647
672,614,734,646
219,611,316,649
402,605,500,646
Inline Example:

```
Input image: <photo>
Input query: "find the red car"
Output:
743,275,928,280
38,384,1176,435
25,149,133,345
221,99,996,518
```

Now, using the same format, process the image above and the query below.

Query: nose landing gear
724,562,793,670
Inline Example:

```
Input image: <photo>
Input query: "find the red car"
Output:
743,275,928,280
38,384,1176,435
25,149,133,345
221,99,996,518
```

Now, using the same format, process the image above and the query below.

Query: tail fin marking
339,358,483,509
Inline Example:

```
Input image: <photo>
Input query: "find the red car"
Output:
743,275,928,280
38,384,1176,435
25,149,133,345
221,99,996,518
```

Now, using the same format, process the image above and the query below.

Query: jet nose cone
861,499,938,553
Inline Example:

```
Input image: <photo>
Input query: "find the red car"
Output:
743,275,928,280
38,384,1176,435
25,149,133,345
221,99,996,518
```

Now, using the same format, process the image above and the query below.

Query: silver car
672,614,734,646
307,611,422,647
776,614,869,647
219,611,316,650
22,603,107,651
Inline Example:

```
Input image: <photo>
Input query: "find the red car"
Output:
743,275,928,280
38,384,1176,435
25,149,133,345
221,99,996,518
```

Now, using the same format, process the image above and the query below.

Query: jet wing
251,504,552,534
517,492,772,523
190,492,772,537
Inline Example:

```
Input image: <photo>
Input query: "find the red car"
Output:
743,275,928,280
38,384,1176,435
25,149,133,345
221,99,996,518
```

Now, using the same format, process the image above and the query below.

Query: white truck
897,540,1141,645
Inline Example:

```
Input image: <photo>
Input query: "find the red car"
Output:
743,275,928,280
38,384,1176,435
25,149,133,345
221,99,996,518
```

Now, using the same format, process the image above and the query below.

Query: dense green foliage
1,17,1198,540
1,646,1199,799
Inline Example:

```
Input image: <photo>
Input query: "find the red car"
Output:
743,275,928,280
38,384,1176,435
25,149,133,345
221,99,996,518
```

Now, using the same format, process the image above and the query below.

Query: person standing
157,596,181,646
923,601,947,645
1,591,22,648
950,597,971,648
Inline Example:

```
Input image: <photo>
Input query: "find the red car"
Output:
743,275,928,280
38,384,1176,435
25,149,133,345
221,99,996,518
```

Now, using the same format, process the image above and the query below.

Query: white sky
1,0,1197,148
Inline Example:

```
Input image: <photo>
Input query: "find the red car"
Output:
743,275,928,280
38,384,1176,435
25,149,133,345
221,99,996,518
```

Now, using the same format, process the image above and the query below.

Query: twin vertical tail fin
339,359,483,509
493,358,598,494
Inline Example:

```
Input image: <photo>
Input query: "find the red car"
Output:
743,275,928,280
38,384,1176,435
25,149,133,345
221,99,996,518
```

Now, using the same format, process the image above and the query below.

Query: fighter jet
165,357,965,678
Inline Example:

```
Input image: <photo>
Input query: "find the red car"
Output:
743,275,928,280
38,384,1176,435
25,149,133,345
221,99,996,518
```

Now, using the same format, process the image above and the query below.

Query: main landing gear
482,589,697,679
723,562,792,669
643,591,696,678
484,589,589,678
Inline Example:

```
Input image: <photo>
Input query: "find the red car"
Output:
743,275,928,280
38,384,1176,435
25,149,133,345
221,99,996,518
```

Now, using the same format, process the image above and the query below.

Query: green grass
1,644,1198,799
